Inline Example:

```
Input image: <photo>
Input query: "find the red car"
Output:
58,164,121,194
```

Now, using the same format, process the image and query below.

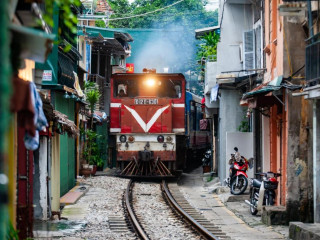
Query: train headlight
119,135,127,143
157,135,164,143
166,136,172,142
146,78,155,87
128,136,135,143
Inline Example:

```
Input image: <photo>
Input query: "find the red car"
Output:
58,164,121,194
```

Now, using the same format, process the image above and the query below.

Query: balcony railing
306,40,320,86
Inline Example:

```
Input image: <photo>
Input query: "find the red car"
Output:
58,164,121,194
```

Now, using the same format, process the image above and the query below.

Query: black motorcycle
245,172,281,215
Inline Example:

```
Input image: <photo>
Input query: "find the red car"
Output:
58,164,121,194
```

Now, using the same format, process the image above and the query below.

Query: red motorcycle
226,154,250,195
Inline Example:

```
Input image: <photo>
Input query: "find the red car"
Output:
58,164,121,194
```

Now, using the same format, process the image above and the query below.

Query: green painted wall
0,0,10,238
54,92,76,196
96,123,108,168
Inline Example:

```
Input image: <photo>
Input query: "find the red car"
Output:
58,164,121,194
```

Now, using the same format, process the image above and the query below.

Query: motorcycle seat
253,179,261,188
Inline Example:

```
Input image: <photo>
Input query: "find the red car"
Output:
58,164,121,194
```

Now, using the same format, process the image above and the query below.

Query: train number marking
134,99,158,105
124,104,169,132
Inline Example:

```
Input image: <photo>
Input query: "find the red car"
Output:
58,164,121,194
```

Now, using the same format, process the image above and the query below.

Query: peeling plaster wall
283,18,312,222
33,137,48,220
287,93,313,222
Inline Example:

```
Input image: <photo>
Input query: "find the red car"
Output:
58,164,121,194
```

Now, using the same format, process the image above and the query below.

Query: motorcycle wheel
230,175,248,195
250,192,258,215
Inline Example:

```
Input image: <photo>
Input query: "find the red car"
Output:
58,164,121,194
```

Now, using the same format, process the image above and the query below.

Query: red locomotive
109,71,211,177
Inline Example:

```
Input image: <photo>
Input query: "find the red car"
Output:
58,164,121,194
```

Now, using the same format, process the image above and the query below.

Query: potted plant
82,129,104,176
84,81,101,128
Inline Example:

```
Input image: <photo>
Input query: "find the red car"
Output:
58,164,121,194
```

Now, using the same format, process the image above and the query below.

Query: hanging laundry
24,82,48,150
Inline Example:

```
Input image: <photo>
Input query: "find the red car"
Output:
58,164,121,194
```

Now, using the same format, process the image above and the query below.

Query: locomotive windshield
114,78,182,98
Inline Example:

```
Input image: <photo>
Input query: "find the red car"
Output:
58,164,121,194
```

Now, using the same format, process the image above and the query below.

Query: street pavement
177,167,289,240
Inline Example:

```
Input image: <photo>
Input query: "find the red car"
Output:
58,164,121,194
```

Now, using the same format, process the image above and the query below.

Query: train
108,71,212,177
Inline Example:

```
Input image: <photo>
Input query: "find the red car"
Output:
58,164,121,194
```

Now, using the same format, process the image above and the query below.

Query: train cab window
114,78,182,98
117,84,128,97
165,84,181,98
174,85,181,98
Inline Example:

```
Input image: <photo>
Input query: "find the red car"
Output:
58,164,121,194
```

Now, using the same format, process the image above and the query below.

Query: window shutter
255,26,262,69
243,30,255,71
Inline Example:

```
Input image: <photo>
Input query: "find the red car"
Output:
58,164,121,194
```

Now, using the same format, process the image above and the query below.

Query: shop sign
126,63,134,73
42,70,52,81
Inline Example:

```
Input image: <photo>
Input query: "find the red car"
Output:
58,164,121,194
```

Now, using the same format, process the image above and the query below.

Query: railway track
123,180,229,240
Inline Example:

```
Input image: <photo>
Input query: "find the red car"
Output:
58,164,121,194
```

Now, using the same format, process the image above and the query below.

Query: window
243,30,255,70
114,78,182,98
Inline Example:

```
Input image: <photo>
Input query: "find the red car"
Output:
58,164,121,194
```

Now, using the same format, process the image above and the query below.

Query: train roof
186,91,202,104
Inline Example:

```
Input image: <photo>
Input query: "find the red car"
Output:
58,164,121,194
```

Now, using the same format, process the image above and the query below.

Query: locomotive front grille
138,150,154,162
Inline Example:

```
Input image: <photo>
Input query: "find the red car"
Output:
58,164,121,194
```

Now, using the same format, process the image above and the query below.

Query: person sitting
118,89,126,97
118,84,127,97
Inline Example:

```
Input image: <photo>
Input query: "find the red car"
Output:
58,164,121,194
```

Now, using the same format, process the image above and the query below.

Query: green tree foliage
42,0,82,49
84,81,101,128
95,20,106,28
82,130,104,168
108,0,218,29
196,31,220,62
108,0,133,28
44,0,80,31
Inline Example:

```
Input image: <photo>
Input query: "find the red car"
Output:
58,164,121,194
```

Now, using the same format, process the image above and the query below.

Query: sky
205,0,219,11
127,0,219,11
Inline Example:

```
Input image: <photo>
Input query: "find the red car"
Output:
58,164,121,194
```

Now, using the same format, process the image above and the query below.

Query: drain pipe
313,100,320,223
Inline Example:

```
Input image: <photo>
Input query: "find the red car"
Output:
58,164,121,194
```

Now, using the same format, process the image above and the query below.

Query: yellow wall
18,59,35,82
6,115,17,227
51,134,60,212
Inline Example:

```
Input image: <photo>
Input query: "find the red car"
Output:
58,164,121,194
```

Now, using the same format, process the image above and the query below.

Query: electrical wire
107,0,185,21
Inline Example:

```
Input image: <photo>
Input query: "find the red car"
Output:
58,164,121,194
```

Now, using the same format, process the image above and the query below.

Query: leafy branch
196,31,219,64
42,0,81,50
84,81,101,128
82,129,104,168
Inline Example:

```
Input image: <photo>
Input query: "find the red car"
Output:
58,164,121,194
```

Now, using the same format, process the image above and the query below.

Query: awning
195,26,220,39
241,76,302,108
53,110,79,138
10,23,56,63
77,26,115,39
242,76,283,99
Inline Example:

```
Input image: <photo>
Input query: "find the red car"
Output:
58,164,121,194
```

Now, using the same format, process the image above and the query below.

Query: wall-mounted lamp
64,91,70,99
70,93,77,99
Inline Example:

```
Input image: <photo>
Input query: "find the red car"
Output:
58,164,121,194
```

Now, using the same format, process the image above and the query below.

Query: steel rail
162,180,219,240
125,180,150,240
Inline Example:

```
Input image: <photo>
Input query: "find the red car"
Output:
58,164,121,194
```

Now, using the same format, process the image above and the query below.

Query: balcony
306,40,320,86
